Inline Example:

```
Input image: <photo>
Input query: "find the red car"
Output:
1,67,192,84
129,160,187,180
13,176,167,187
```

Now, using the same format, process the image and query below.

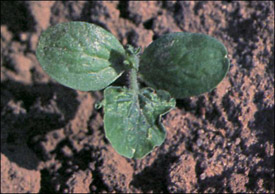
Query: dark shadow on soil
246,155,274,191
250,106,274,143
198,167,235,193
222,92,242,127
38,106,110,193
1,1,36,39
224,2,270,70
39,138,109,193
250,91,274,144
40,141,96,193
79,1,111,31
131,135,185,193
1,80,79,170
117,1,142,25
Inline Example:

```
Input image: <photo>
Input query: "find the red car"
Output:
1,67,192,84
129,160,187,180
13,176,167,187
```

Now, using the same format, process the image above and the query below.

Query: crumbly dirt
1,1,274,193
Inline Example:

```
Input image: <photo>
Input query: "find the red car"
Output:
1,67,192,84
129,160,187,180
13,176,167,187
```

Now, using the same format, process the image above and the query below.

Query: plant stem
125,45,140,97
129,56,140,109
130,66,139,96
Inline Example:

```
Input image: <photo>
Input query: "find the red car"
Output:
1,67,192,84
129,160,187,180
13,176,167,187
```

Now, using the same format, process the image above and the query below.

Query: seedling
36,22,229,158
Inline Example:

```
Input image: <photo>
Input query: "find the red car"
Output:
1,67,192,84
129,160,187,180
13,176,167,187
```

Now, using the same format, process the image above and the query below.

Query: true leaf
139,32,230,98
36,22,125,91
103,86,175,159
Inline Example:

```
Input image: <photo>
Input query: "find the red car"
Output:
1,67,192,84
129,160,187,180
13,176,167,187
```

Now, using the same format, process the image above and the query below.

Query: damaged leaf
102,86,175,158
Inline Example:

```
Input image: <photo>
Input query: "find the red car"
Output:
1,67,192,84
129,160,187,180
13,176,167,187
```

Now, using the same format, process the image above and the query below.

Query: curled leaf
103,86,175,159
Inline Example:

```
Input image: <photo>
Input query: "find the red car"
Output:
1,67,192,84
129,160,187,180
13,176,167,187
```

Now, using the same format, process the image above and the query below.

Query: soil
1,1,274,193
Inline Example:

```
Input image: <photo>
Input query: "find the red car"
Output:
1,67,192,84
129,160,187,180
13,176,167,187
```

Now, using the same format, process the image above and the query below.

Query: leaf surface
139,32,230,98
36,22,125,91
103,87,175,158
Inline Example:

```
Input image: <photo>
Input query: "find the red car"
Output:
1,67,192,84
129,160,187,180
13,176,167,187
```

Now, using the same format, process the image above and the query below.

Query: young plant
36,22,229,159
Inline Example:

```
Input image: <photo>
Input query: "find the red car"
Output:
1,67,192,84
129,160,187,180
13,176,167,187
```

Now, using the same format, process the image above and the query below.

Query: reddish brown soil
1,1,274,193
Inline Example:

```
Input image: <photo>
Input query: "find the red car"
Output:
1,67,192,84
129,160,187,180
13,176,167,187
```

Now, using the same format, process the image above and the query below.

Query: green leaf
36,22,125,91
139,32,230,98
103,86,175,159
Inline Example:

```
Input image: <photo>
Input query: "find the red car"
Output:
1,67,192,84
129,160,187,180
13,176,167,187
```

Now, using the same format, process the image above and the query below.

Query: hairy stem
130,60,139,96
125,45,140,97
